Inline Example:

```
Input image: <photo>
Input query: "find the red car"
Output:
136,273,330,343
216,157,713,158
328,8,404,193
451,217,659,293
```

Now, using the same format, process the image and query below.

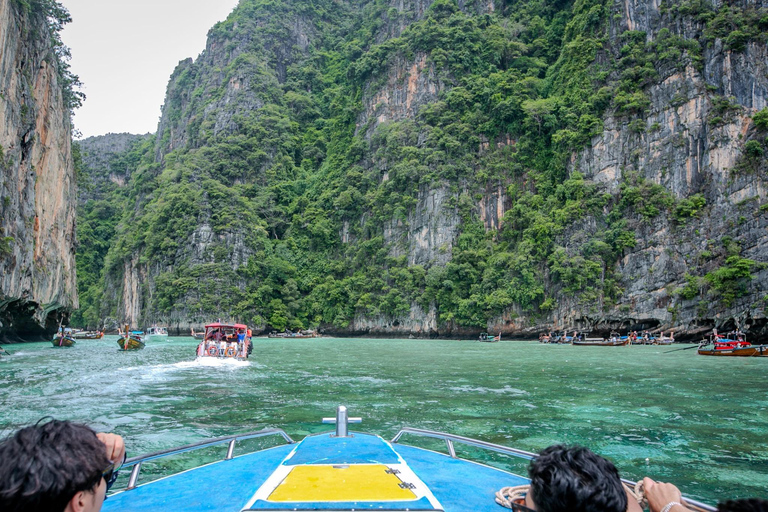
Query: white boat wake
189,357,250,368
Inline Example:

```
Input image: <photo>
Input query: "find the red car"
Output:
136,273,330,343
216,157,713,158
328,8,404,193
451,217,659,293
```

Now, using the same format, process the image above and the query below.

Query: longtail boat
118,325,145,351
268,330,319,338
100,405,716,512
697,333,768,357
478,332,500,342
71,330,104,340
52,332,76,347
698,344,768,356
572,338,630,346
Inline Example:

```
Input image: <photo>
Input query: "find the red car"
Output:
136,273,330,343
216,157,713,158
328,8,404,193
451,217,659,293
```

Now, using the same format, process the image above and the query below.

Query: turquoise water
1,337,766,503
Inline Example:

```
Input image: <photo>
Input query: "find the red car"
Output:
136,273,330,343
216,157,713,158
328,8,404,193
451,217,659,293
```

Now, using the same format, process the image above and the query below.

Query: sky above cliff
61,0,239,138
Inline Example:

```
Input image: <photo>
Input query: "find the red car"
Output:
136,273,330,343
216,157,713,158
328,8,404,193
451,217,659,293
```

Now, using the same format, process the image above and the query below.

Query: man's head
526,444,628,512
718,499,768,512
0,419,111,512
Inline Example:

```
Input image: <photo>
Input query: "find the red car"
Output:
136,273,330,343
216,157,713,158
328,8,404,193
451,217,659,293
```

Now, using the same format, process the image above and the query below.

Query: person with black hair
522,444,642,512
0,419,125,512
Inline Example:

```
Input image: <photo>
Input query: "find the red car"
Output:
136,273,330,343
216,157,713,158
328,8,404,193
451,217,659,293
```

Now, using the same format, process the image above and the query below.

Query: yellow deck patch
268,464,418,502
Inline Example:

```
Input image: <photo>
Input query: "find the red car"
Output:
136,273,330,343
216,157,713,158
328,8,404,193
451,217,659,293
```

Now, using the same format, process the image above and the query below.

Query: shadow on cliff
0,299,68,343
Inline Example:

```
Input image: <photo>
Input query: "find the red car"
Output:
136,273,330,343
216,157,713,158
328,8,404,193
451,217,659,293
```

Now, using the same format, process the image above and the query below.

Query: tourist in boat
524,444,642,512
237,329,246,355
0,419,125,511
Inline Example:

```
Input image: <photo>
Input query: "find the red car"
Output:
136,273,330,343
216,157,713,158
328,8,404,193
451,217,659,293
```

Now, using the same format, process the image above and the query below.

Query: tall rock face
88,0,768,338
0,0,77,341
72,133,152,330
541,0,768,336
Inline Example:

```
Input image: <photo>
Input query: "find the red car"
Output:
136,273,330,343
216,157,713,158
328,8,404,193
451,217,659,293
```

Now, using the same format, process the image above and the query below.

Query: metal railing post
126,463,141,490
225,439,236,460
445,439,456,458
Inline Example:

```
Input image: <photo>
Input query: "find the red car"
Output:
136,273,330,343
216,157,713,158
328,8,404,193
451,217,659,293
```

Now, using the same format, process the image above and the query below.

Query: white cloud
61,0,240,138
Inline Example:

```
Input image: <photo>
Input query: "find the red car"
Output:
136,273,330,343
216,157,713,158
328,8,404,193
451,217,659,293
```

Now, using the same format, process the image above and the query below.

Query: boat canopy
205,323,247,330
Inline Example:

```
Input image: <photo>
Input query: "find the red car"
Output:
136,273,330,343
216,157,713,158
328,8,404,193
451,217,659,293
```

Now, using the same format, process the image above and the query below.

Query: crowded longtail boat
697,331,768,357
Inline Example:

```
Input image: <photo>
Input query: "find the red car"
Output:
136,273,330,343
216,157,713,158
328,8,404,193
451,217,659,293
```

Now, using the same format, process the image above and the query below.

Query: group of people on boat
705,329,748,346
617,331,674,344
196,323,252,359
540,330,676,345
696,329,768,357
539,330,584,343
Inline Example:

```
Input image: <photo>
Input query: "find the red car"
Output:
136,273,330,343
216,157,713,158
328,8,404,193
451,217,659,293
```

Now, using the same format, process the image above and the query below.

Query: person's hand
97,433,126,464
643,477,689,512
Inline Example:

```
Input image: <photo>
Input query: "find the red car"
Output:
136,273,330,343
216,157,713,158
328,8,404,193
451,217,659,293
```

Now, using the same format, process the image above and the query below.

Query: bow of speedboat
103,426,528,511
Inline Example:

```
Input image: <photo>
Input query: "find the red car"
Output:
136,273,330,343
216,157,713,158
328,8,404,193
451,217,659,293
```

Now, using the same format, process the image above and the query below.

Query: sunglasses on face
102,460,122,492
508,498,536,512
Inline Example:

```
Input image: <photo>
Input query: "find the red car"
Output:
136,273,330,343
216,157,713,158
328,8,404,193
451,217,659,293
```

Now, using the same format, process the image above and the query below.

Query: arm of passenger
97,432,126,464
626,489,644,512
642,477,693,512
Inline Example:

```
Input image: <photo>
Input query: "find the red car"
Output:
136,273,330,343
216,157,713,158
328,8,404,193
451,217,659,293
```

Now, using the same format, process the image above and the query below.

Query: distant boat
698,333,768,357
190,328,205,340
268,330,319,339
573,338,629,346
478,332,500,342
52,332,76,347
145,326,168,342
196,322,252,359
117,325,145,351
541,330,581,344
71,330,104,340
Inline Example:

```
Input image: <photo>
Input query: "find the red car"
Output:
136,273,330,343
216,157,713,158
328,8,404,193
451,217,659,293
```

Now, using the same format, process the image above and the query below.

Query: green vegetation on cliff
74,0,765,331
13,0,84,111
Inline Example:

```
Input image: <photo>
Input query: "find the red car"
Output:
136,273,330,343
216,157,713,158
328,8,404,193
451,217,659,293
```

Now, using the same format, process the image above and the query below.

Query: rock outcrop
0,0,77,341
77,133,151,201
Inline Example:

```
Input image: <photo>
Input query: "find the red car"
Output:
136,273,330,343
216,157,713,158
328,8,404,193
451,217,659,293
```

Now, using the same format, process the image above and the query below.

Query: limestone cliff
521,0,768,337
346,0,768,338
78,133,151,202
0,0,77,341
87,0,768,339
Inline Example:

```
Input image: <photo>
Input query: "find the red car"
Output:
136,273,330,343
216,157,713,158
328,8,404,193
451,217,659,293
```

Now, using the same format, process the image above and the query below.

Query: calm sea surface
1,337,766,503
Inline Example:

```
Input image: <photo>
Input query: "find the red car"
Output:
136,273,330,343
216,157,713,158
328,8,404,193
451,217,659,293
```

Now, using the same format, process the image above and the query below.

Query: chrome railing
392,427,537,460
121,428,294,490
391,427,716,512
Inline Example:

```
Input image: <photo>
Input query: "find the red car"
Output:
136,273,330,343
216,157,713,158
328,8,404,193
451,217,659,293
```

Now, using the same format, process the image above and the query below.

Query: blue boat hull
104,432,528,511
